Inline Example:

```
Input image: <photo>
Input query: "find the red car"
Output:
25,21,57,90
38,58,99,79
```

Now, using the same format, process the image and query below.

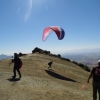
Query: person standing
12,53,21,79
87,60,100,100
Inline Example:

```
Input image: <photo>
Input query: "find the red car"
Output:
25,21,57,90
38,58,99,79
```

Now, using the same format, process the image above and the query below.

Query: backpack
18,58,23,69
48,62,52,65
48,62,51,65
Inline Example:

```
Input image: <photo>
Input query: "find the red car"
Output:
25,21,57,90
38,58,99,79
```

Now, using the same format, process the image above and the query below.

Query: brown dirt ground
0,53,95,100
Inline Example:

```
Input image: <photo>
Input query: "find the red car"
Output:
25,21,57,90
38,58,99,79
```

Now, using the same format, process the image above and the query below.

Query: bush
18,52,23,57
84,65,90,72
78,63,84,68
72,61,78,65
72,61,90,72
58,54,61,58
61,57,70,62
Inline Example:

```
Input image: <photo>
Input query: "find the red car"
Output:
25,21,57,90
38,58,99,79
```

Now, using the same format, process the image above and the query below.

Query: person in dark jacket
48,61,53,69
87,60,100,100
12,53,21,79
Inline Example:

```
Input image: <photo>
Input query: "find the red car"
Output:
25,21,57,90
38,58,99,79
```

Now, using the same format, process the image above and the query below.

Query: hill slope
0,53,93,100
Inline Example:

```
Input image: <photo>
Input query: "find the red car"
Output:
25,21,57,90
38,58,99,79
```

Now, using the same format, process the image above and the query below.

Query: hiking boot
12,76,16,78
19,76,21,79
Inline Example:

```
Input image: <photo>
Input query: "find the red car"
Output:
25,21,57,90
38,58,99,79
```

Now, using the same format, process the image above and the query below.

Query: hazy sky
0,0,100,55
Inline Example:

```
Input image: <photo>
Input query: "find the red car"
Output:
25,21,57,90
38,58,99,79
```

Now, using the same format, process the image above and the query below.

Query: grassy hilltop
0,52,93,100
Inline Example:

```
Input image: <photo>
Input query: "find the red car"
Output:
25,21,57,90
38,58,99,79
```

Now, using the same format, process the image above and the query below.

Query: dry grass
0,53,93,100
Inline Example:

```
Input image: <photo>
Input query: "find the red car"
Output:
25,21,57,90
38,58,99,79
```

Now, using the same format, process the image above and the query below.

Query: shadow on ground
7,78,20,82
45,70,77,82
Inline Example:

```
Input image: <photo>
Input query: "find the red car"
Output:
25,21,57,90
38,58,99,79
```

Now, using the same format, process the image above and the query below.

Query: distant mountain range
63,48,100,54
0,54,12,60
62,48,100,68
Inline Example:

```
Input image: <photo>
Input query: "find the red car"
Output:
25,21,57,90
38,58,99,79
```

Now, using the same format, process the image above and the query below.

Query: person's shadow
45,70,77,82
7,78,20,82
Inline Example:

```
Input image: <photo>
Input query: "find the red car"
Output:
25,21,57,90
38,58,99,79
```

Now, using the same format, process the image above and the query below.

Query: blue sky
0,0,100,55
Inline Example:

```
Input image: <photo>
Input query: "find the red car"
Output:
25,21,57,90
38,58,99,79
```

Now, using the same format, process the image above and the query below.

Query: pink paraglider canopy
42,26,65,41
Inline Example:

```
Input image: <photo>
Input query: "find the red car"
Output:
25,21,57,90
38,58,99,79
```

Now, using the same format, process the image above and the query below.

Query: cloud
24,0,48,21
24,0,33,21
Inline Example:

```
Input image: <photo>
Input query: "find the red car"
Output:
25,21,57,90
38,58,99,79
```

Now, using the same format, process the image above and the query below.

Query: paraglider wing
50,26,65,40
42,26,65,41
42,27,52,41
60,28,65,40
